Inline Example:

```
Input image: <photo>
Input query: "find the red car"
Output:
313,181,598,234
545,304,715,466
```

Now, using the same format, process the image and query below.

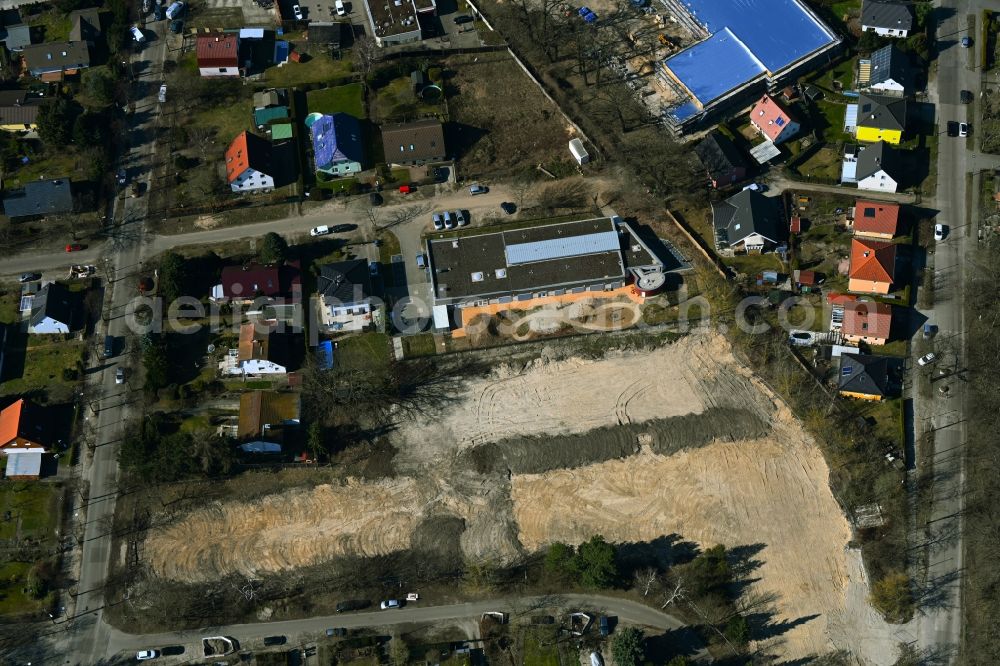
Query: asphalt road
913,0,975,657
104,594,700,661
53,21,172,666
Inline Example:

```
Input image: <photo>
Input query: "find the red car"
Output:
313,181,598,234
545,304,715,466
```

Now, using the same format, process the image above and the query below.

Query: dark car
369,192,383,206
18,272,41,283
961,90,974,104
500,202,516,215
454,14,473,23
104,335,116,359
169,18,183,33
946,120,959,137
154,4,164,19
331,224,357,233
263,636,286,646
336,599,370,612
117,168,127,185
326,628,347,637
599,615,610,637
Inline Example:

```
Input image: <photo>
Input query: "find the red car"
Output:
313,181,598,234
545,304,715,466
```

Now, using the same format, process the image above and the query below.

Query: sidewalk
766,175,921,204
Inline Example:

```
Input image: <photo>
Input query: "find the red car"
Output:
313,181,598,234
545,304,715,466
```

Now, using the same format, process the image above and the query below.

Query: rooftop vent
471,272,484,282
495,268,507,278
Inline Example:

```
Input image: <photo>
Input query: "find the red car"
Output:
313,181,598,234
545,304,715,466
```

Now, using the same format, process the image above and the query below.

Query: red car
65,244,84,252
398,184,412,194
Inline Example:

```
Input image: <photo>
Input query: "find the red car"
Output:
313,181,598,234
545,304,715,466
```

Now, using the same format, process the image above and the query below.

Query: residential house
0,10,32,52
827,292,857,331
861,0,913,37
853,200,900,239
381,119,446,165
842,301,892,345
694,132,748,188
838,353,890,400
853,94,906,145
225,131,276,193
0,399,48,480
712,189,785,255
748,94,800,145
3,178,73,219
842,142,900,193
68,8,102,44
0,90,43,131
849,238,896,294
28,282,75,334
793,269,820,290
315,260,375,332
20,41,90,80
310,113,364,176
863,44,909,95
211,262,301,303
236,390,299,452
228,322,287,376
196,33,240,77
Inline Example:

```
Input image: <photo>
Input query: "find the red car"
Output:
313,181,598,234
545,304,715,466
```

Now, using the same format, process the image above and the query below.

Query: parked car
153,4,164,20
455,210,468,226
116,367,125,385
158,84,167,103
369,262,379,277
335,600,370,612
104,335,116,359
169,18,183,33
136,650,159,661
369,192,383,206
962,36,972,48
469,184,488,195
331,224,356,233
917,352,938,366
19,272,40,283
326,627,348,637
923,323,937,338
598,616,610,637
335,0,345,15
399,184,413,194
500,202,516,215
165,0,184,18
416,253,427,269
311,225,331,236
960,90,973,104
443,211,455,229
131,25,145,42
263,636,286,646
959,122,969,137
130,181,141,197
742,182,766,192
934,223,946,241
65,244,84,252
117,168,127,185
293,3,303,18
454,14,473,23
432,213,444,230
947,120,960,137
380,599,401,610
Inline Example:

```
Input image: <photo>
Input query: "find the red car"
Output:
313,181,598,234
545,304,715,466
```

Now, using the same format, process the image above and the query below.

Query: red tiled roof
827,291,858,305
843,301,892,340
219,262,301,299
749,95,795,142
196,33,239,68
850,238,896,283
225,132,250,184
795,269,818,285
854,200,900,236
0,400,24,448
790,216,801,233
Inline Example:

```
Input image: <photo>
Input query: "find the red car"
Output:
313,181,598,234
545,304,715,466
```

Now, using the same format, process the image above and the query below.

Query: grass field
264,57,353,88
307,83,365,118
6,150,80,189
796,145,845,183
0,338,85,402
0,282,21,325
24,8,71,41
401,333,436,358
0,561,38,616
371,77,443,123
0,483,61,617
337,332,391,368
193,101,254,143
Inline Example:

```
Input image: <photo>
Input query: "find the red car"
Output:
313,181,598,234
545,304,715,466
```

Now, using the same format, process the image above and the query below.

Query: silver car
455,210,468,226
432,213,444,230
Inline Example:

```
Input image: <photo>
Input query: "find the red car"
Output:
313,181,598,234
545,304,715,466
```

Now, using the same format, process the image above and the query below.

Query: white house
315,260,375,332
861,0,913,37
850,142,899,194
864,44,908,95
225,132,276,193
711,189,784,255
28,283,73,334
196,33,240,77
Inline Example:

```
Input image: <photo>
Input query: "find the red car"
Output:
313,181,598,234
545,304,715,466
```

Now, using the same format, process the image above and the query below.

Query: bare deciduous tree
353,35,381,81
634,567,659,597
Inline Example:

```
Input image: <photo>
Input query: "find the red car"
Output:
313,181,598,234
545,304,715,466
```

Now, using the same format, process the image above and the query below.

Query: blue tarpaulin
274,40,289,63
315,340,334,369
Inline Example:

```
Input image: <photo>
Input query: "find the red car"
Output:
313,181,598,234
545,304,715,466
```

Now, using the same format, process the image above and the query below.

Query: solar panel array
504,231,620,266
311,114,337,170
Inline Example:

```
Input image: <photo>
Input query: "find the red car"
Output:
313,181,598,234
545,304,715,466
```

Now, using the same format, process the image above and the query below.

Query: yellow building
853,94,906,145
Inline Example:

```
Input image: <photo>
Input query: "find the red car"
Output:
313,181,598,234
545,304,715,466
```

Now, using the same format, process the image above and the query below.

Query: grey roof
861,0,913,31
381,119,446,163
712,190,784,248
21,41,90,75
0,23,32,51
3,179,73,218
317,260,373,304
694,132,748,181
68,8,102,42
857,94,906,131
505,231,620,266
868,44,909,88
855,142,898,180
29,282,74,329
838,352,889,397
0,90,42,126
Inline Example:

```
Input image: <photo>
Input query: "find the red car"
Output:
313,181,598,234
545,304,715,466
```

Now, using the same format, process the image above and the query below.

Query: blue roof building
307,112,364,176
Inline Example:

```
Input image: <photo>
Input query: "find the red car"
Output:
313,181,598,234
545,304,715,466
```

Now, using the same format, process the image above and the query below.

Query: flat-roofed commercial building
427,217,666,309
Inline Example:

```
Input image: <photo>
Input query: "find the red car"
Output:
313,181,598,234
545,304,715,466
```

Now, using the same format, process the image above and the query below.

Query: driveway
766,175,920,204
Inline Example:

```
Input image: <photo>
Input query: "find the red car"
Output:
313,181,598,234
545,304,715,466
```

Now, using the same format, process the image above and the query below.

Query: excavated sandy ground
142,333,897,662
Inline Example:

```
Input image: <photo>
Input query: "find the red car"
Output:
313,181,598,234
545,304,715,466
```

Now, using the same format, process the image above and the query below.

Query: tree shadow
615,533,700,577
745,612,820,641
642,625,706,663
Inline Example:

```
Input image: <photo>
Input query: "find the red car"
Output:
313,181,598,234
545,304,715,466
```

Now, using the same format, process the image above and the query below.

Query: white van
131,25,146,43
416,253,427,268
335,0,346,15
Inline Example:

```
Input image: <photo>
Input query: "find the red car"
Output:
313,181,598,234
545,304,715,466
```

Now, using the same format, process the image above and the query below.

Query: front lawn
796,145,845,183
401,333,436,357
337,332,391,369
263,57,353,88
0,337,85,402
0,483,60,542
306,83,365,118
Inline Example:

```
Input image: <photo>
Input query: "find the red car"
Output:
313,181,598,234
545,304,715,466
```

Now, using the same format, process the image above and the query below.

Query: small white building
569,138,590,165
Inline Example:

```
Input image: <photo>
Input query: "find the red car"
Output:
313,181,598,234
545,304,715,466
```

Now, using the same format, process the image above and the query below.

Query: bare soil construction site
143,332,895,661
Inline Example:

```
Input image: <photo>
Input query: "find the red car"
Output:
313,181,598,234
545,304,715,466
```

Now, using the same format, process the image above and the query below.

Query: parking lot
201,0,277,25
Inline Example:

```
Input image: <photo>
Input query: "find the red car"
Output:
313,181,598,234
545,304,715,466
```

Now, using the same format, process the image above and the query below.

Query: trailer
569,138,590,165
